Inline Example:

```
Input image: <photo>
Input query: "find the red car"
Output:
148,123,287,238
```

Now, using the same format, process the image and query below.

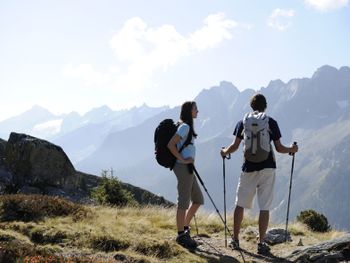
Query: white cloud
63,13,238,99
304,0,349,11
110,13,237,72
268,9,295,31
189,13,238,51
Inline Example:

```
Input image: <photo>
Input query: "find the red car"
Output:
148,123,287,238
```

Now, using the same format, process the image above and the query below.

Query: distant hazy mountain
53,104,168,163
0,105,56,139
76,65,350,230
0,104,168,163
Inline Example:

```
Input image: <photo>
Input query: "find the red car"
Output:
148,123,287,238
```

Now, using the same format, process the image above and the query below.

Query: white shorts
235,168,276,210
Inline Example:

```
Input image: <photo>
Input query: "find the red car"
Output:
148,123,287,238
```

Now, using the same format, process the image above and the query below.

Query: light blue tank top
176,123,196,163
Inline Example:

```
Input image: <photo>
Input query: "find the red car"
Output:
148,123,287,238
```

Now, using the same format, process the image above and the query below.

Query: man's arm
221,137,242,157
273,139,298,154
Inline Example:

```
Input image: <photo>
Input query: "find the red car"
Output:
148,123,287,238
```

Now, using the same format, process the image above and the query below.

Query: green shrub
296,209,331,232
0,194,88,222
91,170,136,206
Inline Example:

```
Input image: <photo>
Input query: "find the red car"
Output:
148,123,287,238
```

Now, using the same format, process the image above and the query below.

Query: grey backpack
242,111,271,163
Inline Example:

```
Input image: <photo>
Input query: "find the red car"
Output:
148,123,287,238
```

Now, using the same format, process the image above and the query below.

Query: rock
287,233,350,262
0,165,12,184
243,226,259,241
0,138,6,159
0,165,13,194
297,238,304,246
4,132,76,189
265,228,292,245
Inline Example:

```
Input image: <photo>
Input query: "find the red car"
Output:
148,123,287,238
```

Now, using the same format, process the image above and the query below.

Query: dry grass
0,195,346,262
0,198,212,262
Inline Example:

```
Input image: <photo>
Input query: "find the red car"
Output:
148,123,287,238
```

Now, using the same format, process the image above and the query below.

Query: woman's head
180,101,198,121
250,94,267,112
180,101,198,138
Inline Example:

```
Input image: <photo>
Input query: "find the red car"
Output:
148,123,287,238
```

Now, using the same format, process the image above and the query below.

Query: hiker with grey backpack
220,93,298,255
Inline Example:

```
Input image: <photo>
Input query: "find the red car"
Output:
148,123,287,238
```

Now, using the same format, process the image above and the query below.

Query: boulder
0,138,6,163
287,234,350,262
265,228,292,245
4,132,76,189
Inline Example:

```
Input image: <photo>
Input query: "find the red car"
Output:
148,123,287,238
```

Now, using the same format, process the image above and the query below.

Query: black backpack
154,119,192,170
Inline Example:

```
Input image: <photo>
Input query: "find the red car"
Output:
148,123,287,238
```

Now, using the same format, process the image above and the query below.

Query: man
220,93,298,255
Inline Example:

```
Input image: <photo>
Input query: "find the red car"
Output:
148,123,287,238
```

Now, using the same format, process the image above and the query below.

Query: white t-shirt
176,123,196,162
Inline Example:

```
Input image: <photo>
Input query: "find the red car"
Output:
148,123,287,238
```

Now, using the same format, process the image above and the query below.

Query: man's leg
233,205,244,241
256,169,275,243
258,210,269,243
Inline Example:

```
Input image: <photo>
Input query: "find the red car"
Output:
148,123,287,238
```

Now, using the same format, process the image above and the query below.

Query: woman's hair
180,101,197,138
250,94,267,112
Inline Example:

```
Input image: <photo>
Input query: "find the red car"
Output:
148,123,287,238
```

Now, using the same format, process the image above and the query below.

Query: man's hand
220,148,228,158
289,143,298,154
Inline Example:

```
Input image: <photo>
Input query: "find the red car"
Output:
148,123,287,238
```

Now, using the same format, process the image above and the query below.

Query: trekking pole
222,148,231,248
285,142,297,242
193,214,199,236
191,164,232,237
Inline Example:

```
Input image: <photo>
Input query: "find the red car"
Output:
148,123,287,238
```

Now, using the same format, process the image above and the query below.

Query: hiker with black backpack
167,101,204,249
220,93,298,255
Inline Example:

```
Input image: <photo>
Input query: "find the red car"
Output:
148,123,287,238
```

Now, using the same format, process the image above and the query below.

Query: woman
167,101,204,249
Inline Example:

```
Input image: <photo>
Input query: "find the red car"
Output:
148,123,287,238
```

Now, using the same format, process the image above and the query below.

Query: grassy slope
0,196,346,263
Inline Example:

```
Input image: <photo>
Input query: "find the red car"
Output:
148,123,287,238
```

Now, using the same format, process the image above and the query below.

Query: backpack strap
178,126,193,153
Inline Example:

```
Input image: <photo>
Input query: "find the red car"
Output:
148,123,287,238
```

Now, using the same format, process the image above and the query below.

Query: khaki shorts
173,163,204,209
235,168,276,210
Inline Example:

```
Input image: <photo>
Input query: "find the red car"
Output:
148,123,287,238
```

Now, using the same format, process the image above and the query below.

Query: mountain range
1,64,349,230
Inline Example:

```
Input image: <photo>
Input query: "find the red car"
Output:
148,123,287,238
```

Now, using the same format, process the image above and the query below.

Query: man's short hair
250,94,267,112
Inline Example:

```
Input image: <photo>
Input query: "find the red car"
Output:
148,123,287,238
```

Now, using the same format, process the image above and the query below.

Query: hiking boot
257,242,271,255
176,232,198,249
184,226,191,236
229,239,240,250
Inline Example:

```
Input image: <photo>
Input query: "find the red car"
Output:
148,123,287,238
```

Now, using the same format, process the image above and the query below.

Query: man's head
250,93,267,112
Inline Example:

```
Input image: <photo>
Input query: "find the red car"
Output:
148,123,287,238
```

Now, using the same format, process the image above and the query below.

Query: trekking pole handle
221,147,231,160
289,142,297,156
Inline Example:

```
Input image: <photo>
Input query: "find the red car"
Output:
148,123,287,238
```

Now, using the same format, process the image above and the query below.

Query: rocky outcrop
4,132,76,189
0,132,172,206
0,138,6,163
287,234,350,262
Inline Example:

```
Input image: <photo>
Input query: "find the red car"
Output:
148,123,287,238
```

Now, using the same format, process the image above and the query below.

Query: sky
1,0,349,121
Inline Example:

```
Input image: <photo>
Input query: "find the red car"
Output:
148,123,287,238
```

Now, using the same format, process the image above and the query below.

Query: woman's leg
184,203,201,226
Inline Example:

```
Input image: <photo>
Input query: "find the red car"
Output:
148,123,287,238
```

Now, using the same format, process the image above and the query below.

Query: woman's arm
167,134,193,164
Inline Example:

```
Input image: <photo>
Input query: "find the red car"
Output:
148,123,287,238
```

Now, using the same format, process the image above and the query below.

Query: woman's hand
182,157,194,164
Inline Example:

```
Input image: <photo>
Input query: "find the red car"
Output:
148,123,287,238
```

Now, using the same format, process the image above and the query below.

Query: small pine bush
91,170,136,206
296,209,331,232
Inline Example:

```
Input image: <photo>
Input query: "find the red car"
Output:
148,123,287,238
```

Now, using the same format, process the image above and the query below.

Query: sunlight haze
0,0,349,121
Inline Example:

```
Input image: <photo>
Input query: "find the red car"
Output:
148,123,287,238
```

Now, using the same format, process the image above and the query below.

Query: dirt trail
192,232,314,262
